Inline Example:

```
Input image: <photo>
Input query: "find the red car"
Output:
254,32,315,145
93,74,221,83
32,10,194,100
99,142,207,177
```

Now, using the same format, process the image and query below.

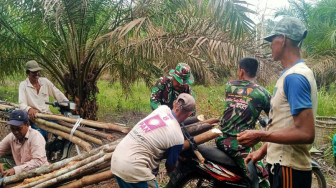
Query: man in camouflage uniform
150,63,196,114
216,57,271,188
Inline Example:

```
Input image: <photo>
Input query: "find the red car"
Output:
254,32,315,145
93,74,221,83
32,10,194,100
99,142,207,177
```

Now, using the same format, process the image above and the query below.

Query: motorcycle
166,117,327,188
44,101,82,162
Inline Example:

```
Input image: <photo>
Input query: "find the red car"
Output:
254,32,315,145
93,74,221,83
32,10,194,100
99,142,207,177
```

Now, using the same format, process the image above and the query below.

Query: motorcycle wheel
67,143,84,158
173,173,216,188
311,168,326,188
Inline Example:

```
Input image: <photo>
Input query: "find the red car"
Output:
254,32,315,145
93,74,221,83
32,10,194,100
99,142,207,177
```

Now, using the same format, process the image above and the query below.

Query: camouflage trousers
216,136,270,188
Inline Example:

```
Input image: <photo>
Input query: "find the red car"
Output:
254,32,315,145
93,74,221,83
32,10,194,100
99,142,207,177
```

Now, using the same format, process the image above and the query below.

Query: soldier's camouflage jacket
150,76,196,113
217,80,271,151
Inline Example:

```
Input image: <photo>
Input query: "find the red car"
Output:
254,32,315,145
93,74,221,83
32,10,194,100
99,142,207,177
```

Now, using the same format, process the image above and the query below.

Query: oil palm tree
273,0,336,87
0,0,255,119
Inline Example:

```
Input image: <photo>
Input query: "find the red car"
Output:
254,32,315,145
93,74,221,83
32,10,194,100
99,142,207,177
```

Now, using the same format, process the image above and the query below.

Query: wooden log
36,113,131,133
183,128,222,150
2,140,121,186
184,118,219,129
0,104,16,111
0,101,18,107
35,118,103,146
67,161,110,181
33,153,113,188
16,150,107,188
34,122,92,152
57,120,114,141
202,118,220,125
183,115,205,125
58,170,113,188
185,123,215,136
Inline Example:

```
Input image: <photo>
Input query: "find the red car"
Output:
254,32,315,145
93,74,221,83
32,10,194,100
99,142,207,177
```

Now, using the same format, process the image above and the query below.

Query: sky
247,0,290,23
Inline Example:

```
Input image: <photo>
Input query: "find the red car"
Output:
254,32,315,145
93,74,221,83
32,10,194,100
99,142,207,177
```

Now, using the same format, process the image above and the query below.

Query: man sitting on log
0,110,49,177
111,93,195,188
19,60,68,138
216,57,271,188
150,62,196,116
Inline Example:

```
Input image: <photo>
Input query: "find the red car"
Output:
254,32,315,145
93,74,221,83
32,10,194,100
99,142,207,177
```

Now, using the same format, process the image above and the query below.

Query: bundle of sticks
0,102,130,152
0,102,221,187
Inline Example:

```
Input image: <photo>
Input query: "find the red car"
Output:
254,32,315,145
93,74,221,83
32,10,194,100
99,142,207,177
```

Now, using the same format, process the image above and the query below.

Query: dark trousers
267,164,312,188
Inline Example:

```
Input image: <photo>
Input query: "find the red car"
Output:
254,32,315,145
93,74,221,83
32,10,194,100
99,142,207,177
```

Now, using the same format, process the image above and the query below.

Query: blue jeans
115,176,159,188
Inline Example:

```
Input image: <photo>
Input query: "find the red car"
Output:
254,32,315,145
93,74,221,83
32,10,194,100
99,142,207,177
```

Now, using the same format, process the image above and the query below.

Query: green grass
96,81,152,120
317,84,336,117
0,74,24,103
96,80,228,120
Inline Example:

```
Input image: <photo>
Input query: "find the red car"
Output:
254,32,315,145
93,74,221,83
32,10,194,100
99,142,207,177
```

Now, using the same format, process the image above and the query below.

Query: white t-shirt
111,105,184,183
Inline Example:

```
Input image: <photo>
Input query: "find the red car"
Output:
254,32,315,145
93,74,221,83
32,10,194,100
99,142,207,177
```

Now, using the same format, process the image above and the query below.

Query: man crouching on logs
111,93,195,188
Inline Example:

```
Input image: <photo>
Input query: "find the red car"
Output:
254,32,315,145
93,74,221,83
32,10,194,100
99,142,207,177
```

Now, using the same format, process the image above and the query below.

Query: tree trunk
64,69,99,120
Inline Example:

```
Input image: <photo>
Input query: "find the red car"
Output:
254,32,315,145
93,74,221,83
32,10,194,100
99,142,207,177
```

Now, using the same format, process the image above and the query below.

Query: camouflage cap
169,63,194,85
26,60,42,72
264,17,307,44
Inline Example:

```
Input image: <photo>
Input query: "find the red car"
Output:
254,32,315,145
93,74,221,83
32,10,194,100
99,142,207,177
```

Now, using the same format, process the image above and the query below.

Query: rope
69,118,83,141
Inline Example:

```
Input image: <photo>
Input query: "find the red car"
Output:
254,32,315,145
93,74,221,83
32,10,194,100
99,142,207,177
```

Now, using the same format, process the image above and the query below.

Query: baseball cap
264,17,307,45
7,110,29,126
169,63,194,85
26,60,42,72
176,93,195,112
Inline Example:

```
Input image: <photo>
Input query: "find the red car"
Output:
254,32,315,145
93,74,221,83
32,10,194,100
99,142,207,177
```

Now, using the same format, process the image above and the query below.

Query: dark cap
176,93,195,112
8,110,29,126
26,60,42,72
264,17,307,44
169,63,194,85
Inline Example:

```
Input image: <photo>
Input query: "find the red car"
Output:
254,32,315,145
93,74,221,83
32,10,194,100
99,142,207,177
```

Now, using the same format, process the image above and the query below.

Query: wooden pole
183,128,222,150
35,118,103,146
58,170,113,188
183,115,205,125
2,140,121,186
16,151,107,188
33,153,113,188
0,104,15,111
184,123,215,136
57,120,114,141
36,113,130,133
34,122,92,152
184,118,219,129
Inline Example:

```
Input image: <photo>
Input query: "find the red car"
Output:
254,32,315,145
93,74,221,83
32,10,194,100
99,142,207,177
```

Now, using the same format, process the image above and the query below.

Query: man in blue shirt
238,17,318,188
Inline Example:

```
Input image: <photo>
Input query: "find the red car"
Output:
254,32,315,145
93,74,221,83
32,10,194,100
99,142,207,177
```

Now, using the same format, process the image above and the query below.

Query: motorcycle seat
197,145,237,167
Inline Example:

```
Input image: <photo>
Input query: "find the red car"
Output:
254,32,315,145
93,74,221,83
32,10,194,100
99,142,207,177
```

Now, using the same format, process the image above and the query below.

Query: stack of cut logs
0,102,221,188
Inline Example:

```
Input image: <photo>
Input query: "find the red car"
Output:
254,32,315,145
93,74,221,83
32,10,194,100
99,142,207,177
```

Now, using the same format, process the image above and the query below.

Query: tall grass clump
192,84,227,119
96,80,152,120
317,84,336,116
0,73,26,103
